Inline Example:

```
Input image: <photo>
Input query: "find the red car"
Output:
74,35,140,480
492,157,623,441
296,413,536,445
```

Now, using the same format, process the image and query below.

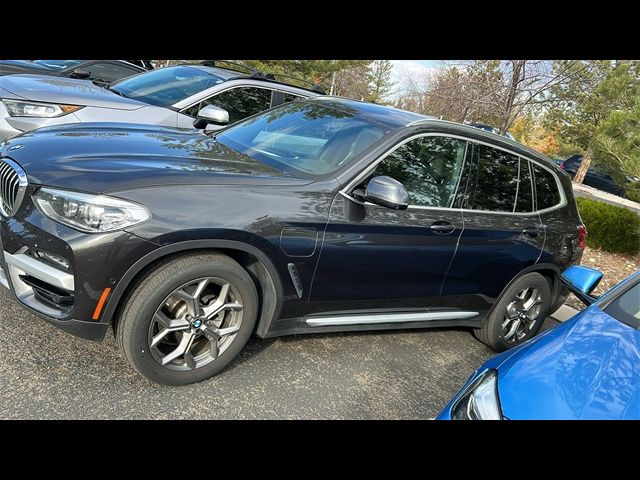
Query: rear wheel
115,253,258,385
474,272,552,352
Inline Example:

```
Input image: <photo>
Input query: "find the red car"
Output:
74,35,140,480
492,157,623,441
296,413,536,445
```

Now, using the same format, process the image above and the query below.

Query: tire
116,253,258,385
473,272,552,352
549,286,569,316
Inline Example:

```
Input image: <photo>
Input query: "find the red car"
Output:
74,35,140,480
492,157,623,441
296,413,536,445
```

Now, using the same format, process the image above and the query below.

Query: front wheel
115,253,258,385
473,272,552,352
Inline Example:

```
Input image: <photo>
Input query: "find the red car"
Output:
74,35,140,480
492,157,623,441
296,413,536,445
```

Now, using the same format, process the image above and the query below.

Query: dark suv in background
0,97,585,385
560,154,640,198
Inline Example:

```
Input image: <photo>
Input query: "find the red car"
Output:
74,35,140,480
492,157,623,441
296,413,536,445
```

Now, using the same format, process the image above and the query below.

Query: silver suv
0,62,322,140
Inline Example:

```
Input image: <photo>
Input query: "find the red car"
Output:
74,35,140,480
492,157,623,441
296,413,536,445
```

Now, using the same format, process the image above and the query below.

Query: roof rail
200,60,325,94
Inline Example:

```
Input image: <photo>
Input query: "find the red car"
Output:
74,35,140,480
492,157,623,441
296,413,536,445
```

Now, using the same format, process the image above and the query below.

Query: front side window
471,145,520,212
533,164,561,210
190,87,272,124
371,136,467,208
216,101,386,177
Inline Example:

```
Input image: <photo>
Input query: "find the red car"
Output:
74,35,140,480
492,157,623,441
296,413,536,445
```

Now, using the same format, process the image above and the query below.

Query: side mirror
561,265,603,306
354,176,409,210
193,105,229,130
70,69,90,79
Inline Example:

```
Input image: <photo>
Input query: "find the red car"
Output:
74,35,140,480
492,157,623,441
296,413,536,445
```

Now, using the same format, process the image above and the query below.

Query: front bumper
0,183,158,341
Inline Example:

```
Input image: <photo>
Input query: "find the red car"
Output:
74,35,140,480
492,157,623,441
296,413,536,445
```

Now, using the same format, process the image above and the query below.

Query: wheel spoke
504,319,521,340
522,288,540,311
202,283,230,317
502,316,516,330
216,324,241,337
154,311,190,330
204,299,243,320
161,332,196,366
173,289,201,316
184,351,197,370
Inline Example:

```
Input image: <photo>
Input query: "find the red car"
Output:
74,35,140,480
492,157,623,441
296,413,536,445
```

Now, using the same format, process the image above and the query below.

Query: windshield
33,60,82,71
604,280,640,329
109,66,225,107
216,101,387,177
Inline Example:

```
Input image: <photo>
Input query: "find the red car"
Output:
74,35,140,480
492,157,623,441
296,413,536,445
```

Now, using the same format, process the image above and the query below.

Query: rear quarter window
532,163,561,210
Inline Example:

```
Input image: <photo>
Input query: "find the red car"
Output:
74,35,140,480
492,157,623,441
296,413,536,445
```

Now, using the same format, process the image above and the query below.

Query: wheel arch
484,262,562,322
104,240,284,339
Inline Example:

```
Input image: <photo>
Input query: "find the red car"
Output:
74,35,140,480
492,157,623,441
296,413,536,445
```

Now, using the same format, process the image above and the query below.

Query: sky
390,60,442,97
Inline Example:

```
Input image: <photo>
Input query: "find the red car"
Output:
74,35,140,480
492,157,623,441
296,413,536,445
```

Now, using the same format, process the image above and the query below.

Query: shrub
576,197,640,255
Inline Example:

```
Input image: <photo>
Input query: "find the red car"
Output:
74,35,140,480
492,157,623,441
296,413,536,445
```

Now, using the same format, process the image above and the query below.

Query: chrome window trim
174,79,316,112
340,132,566,216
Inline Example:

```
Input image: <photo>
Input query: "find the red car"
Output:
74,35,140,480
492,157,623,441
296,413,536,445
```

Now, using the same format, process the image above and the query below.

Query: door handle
522,226,541,238
430,221,456,235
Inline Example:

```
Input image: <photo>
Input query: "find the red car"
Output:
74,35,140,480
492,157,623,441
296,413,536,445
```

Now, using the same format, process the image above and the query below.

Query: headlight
34,187,150,233
2,99,83,118
451,369,502,420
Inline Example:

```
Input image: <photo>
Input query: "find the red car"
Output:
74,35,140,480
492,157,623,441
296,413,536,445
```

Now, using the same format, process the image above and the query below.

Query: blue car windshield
109,66,226,108
604,280,640,329
33,60,82,71
216,101,386,177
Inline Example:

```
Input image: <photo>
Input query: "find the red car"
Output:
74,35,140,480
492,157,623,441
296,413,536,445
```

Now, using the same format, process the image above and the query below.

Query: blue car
438,266,640,420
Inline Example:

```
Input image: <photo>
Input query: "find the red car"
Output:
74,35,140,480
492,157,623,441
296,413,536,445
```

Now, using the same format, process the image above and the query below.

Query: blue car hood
497,307,640,420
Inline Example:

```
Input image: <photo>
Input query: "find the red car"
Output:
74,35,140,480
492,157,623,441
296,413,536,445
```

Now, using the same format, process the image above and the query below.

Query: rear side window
470,145,520,212
532,164,561,210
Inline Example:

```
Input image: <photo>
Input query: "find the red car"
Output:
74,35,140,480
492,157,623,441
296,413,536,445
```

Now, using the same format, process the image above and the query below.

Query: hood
496,307,640,420
1,123,309,193
0,74,146,110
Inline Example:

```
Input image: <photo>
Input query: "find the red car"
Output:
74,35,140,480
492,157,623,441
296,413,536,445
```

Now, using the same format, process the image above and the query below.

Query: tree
546,60,640,184
368,60,394,103
395,60,579,134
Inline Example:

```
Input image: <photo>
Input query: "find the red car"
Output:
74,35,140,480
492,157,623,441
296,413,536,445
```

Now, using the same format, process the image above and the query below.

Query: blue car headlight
451,369,503,420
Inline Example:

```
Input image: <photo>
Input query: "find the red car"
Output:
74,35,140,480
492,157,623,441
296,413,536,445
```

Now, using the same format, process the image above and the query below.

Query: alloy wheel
501,287,543,344
148,277,244,371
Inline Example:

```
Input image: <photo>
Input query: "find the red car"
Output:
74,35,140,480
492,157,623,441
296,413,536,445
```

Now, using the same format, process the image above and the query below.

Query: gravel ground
0,286,558,420
566,246,639,310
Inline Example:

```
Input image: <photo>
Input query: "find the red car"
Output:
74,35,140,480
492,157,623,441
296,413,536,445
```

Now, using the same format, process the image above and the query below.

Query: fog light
34,250,71,271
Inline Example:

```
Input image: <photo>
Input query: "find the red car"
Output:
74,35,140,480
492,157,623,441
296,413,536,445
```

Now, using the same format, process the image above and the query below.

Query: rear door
442,143,545,312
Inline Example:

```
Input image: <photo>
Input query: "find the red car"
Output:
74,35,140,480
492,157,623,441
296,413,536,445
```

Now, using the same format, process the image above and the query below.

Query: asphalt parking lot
0,286,558,419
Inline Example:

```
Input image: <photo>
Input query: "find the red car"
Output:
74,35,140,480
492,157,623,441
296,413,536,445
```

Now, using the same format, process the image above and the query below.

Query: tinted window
533,164,561,210
283,92,302,103
204,87,272,124
110,66,226,107
604,281,640,329
372,136,467,208
82,62,140,82
216,101,385,177
515,159,534,212
471,145,520,212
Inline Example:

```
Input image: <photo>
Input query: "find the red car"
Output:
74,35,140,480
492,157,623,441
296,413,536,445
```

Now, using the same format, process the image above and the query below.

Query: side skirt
260,309,487,339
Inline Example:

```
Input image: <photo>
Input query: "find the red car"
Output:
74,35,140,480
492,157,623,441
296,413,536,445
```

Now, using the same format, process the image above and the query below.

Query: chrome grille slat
0,159,28,218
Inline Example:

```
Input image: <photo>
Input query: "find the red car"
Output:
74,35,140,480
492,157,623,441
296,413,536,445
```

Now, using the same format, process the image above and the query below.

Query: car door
307,134,471,319
442,143,545,312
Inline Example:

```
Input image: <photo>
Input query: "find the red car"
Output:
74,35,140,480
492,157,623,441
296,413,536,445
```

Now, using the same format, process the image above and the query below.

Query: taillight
577,225,587,250
559,162,565,170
